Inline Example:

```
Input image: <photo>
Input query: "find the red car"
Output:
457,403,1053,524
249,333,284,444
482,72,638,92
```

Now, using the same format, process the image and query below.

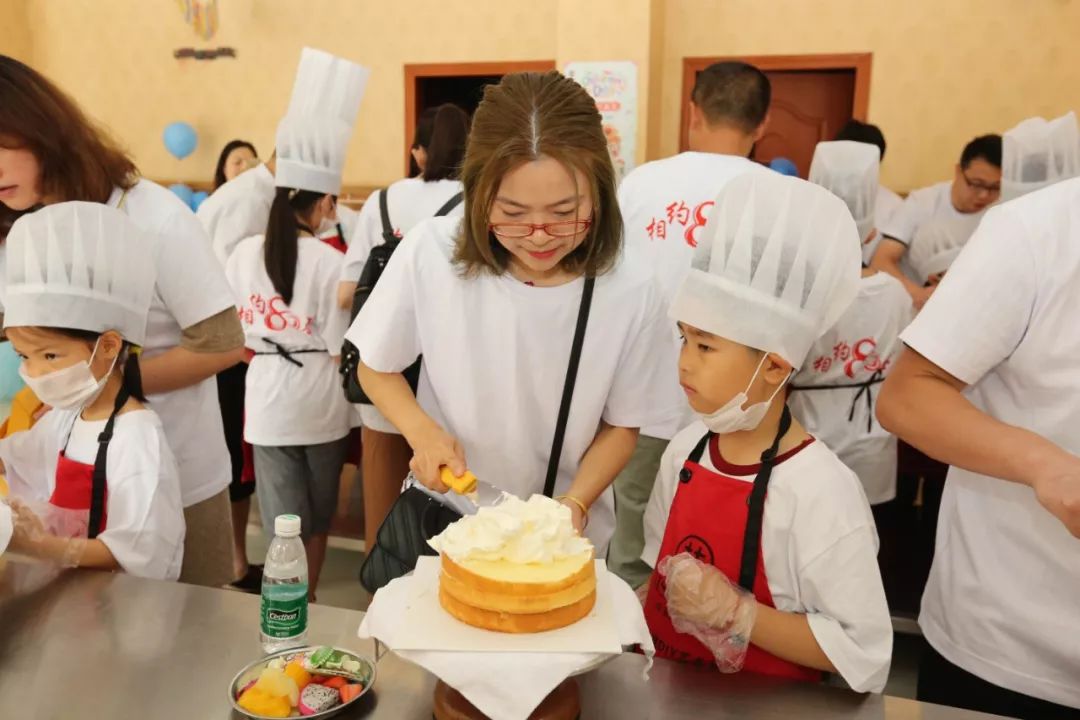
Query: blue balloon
769,157,799,177
190,190,210,211
163,121,198,160
169,183,195,207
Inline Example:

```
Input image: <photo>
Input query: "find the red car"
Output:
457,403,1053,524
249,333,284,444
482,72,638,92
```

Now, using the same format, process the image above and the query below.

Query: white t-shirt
880,181,968,247
108,181,237,508
618,152,770,439
346,216,685,552
790,273,913,504
642,421,892,693
341,178,464,434
226,234,352,446
865,185,904,264
0,408,185,581
901,177,1080,709
196,163,276,265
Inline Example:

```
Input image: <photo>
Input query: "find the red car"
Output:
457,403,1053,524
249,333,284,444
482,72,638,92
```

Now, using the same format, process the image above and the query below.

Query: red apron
47,387,130,540
644,406,822,682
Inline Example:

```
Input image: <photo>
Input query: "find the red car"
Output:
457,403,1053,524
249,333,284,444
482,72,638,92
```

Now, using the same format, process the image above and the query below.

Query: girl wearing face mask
225,113,354,600
640,172,892,692
0,55,245,588
0,203,184,580
349,71,683,552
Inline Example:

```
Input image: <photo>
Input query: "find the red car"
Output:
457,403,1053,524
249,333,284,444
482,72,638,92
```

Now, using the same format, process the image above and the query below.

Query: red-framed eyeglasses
489,219,592,239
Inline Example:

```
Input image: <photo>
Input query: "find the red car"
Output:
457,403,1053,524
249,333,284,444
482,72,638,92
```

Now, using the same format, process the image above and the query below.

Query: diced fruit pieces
339,683,362,704
321,676,347,690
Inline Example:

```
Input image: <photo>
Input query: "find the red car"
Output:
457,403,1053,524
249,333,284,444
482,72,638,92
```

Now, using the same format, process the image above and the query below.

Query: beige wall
660,0,1080,191
13,0,1080,193
0,0,33,63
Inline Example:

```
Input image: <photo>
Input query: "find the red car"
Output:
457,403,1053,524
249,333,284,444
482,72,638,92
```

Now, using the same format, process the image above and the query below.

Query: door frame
679,53,872,152
404,60,557,175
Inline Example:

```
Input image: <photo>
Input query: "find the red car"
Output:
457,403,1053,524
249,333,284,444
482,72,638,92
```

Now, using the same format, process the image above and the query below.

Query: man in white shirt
832,119,902,260
607,61,771,588
878,178,1080,718
870,134,1001,308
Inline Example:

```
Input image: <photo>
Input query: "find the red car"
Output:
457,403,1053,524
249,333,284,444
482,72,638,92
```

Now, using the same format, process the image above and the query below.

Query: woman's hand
557,496,587,534
408,424,467,494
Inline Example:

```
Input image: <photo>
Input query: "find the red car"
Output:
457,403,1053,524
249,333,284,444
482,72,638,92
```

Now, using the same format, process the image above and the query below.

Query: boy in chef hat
1001,111,1080,202
640,171,892,692
790,141,914,593
0,202,185,580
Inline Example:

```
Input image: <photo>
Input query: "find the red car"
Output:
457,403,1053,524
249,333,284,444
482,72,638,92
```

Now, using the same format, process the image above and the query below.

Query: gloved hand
658,552,758,673
7,498,88,568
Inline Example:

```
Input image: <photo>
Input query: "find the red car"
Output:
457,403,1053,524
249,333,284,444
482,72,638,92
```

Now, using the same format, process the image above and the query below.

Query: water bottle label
261,591,308,638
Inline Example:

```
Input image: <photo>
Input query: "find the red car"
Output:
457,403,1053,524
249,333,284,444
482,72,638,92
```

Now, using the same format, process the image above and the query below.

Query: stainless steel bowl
229,645,376,719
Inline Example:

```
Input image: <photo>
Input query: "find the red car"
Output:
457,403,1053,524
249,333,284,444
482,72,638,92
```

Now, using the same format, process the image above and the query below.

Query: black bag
340,189,464,404
359,276,596,594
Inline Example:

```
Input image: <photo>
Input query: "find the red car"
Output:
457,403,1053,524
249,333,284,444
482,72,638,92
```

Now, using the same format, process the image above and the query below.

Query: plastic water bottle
260,514,309,653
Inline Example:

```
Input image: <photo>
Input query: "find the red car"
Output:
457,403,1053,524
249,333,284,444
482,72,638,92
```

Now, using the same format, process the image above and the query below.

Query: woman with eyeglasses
869,134,1001,310
347,72,682,550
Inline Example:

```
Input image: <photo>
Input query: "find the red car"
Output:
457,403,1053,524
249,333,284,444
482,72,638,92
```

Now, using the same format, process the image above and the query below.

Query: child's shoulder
773,441,875,537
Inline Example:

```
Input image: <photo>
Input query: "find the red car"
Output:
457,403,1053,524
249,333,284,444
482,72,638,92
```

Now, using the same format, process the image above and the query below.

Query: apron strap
738,404,793,592
87,384,131,540
254,339,323,368
790,371,886,435
679,432,712,483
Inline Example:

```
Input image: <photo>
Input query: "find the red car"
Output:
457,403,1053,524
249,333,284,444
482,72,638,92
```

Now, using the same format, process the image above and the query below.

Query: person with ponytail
337,103,469,552
0,203,185,580
225,112,355,600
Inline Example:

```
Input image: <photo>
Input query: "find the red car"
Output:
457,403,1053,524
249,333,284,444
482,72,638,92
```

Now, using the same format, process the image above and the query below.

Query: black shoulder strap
377,188,395,243
433,192,464,217
87,384,131,540
738,404,792,591
542,276,595,498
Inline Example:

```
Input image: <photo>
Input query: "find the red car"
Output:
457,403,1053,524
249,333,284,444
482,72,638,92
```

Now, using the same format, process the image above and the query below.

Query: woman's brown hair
0,55,137,238
454,71,622,278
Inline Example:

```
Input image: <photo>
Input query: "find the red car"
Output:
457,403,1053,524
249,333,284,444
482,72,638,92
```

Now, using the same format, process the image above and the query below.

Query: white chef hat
908,212,985,284
670,172,861,369
3,202,156,346
286,47,370,127
1002,112,1080,201
274,113,353,195
808,140,880,244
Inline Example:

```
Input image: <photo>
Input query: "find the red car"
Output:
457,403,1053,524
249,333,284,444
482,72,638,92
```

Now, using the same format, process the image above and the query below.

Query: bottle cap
275,514,302,537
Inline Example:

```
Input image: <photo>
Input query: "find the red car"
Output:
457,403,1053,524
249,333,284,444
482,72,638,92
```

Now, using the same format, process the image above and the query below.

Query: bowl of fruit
230,645,375,718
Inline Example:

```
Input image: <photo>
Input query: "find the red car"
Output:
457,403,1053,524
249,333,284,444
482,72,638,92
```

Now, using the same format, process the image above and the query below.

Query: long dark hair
422,104,470,182
213,139,257,190
51,328,146,402
264,187,326,304
408,107,439,178
0,55,137,239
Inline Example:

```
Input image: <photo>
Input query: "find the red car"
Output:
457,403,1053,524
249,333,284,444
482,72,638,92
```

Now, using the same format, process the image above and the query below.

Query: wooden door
680,54,871,178
404,61,556,176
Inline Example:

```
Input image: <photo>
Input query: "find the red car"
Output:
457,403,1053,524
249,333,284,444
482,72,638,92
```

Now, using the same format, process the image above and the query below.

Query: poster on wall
564,61,638,182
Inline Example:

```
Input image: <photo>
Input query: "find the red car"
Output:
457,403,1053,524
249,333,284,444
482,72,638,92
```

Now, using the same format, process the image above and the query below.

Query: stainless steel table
0,559,1005,720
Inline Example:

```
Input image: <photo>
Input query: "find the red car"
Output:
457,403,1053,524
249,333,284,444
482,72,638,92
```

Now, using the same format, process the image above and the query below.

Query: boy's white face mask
699,354,789,434
18,339,117,411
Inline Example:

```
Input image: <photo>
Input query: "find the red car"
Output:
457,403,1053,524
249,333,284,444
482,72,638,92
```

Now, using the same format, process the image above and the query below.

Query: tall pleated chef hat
1002,111,1080,201
908,212,985,284
286,47,370,126
275,113,354,195
3,202,156,346
670,172,861,370
808,140,880,245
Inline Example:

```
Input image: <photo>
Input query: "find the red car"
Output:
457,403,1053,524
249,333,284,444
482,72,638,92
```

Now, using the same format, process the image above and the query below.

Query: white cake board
390,557,623,654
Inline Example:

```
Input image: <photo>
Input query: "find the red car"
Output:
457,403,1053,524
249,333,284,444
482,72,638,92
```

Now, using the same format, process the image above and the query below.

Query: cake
428,494,596,633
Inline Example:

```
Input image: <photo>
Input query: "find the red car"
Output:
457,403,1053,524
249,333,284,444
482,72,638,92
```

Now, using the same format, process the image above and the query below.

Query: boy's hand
660,552,743,628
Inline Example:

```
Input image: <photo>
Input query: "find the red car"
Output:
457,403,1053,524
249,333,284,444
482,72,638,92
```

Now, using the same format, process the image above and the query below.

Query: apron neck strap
87,384,131,539
738,404,792,591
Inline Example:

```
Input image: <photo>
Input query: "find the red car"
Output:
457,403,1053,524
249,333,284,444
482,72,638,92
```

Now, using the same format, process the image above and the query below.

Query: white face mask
316,215,339,237
700,354,790,434
19,340,117,411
